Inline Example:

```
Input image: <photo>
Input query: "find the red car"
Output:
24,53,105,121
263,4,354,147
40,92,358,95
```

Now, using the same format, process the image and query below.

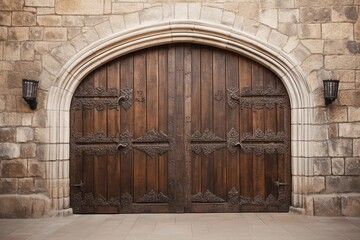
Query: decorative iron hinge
117,129,171,157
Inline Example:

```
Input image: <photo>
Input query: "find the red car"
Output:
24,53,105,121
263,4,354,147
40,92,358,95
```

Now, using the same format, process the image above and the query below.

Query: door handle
116,142,128,150
234,142,242,148
274,180,289,187
70,180,84,190
117,95,129,104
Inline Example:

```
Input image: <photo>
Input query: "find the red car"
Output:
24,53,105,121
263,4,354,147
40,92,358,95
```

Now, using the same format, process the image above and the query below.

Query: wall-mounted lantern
22,79,39,110
323,80,339,106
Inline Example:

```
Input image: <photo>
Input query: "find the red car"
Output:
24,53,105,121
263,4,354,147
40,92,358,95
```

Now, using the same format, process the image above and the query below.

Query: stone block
309,177,325,193
326,176,360,193
339,123,360,138
70,34,87,52
238,2,259,19
8,27,29,41
305,195,314,215
222,11,235,27
0,11,11,26
324,40,349,55
326,55,360,70
301,54,323,75
279,9,299,23
322,23,353,40
0,144,21,160
20,143,36,158
313,158,331,175
4,42,20,61
51,43,76,64
328,107,347,123
339,90,360,106
37,15,61,26
28,159,45,177
354,139,360,157
0,194,51,218
0,178,17,194
42,54,62,76
0,0,24,10
348,107,360,122
84,16,108,27
341,194,360,216
268,30,288,48
44,27,67,41
12,12,36,26
30,27,43,41
189,3,201,20
67,26,81,39
201,6,222,24
260,0,294,8
62,16,84,27
256,25,271,41
309,141,328,157
37,7,55,15
94,21,113,38
291,44,310,63
277,23,297,36
345,158,360,175
329,139,352,157
25,0,54,7
333,6,358,22
16,127,34,143
140,6,163,23
18,178,35,194
301,40,324,54
0,128,16,142
55,0,104,15
332,158,344,175
124,13,139,28
298,24,321,38
313,194,342,216
109,15,125,33
1,159,27,177
259,9,277,28
20,42,35,61
0,27,7,41
112,2,143,14
300,7,331,23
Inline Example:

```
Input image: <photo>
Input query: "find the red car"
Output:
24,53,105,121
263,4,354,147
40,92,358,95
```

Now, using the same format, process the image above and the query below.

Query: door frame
45,20,314,215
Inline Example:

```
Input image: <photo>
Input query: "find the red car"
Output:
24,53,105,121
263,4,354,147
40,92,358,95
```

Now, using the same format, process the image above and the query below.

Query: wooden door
70,44,291,213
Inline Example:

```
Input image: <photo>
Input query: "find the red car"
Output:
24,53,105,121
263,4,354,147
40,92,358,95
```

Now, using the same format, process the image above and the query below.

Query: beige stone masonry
55,0,104,15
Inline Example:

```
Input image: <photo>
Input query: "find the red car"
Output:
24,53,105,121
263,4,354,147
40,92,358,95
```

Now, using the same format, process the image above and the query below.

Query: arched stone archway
45,21,313,215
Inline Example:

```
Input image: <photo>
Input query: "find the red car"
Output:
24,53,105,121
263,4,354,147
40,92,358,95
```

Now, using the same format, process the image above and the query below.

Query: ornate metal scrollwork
136,189,170,203
71,192,121,207
239,192,290,208
228,187,239,205
72,131,118,143
117,85,133,110
190,129,227,157
227,128,240,155
72,98,119,111
227,86,289,109
191,190,225,203
117,129,171,157
75,86,118,97
71,144,119,156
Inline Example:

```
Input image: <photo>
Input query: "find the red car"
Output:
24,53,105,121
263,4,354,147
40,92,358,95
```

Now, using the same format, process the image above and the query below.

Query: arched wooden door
70,44,291,214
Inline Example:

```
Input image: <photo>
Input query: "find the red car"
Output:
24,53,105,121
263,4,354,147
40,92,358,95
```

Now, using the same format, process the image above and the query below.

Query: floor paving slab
0,213,359,240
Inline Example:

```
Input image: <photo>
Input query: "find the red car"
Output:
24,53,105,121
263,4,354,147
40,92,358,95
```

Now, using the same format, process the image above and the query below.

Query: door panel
70,44,291,213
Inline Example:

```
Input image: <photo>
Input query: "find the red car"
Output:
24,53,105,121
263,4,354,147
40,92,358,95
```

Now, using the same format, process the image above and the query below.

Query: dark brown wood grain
70,44,291,214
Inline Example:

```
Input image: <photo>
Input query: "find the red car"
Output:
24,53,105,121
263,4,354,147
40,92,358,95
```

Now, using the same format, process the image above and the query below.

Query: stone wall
0,0,359,217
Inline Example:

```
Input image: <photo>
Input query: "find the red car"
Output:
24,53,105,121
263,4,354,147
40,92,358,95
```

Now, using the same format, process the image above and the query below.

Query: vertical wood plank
133,51,147,201
158,47,169,196
226,51,240,193
191,45,201,197
251,62,265,199
120,55,134,198
212,48,227,199
146,47,159,192
239,57,253,198
200,46,214,194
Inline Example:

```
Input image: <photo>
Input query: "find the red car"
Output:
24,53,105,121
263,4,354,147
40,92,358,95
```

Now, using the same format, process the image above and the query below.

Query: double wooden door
70,44,291,213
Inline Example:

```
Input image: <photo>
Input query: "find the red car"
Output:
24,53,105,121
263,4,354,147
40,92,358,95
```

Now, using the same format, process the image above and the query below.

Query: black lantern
323,80,339,105
22,79,39,110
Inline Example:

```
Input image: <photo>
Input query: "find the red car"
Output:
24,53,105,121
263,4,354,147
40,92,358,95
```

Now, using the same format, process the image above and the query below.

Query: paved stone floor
0,213,359,240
